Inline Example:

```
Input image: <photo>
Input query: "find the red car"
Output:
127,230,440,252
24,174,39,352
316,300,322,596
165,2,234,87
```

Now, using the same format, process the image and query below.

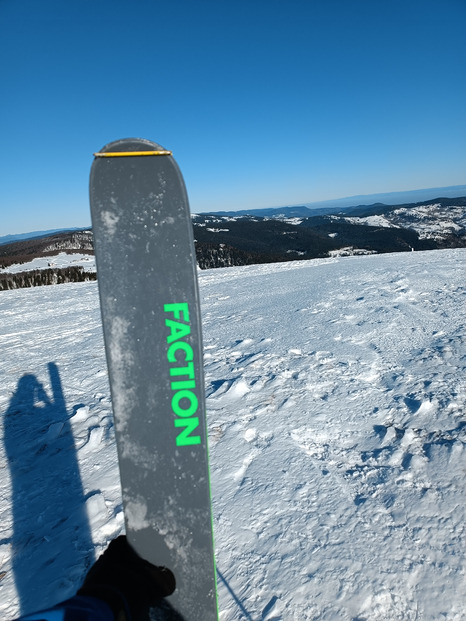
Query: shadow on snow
4,362,95,616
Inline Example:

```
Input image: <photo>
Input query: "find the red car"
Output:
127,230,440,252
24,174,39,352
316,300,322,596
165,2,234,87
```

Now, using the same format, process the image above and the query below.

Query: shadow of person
4,362,94,616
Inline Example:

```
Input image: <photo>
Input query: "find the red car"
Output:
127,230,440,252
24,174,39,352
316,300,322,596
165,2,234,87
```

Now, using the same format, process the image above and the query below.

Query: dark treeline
195,242,287,269
0,266,97,290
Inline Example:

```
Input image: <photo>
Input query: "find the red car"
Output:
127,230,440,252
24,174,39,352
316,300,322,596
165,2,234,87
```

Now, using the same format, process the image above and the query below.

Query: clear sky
2,0,465,235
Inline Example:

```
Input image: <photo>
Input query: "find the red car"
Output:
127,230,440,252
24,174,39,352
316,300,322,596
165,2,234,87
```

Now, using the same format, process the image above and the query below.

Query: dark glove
78,535,176,621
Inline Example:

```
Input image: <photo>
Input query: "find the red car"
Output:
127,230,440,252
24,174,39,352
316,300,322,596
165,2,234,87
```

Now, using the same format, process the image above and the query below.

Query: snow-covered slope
0,252,96,274
390,204,466,241
341,203,466,243
1,249,465,620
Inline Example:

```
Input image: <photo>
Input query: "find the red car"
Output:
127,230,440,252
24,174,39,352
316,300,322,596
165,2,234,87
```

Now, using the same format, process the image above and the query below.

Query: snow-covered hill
1,249,465,620
0,252,96,275
342,203,466,243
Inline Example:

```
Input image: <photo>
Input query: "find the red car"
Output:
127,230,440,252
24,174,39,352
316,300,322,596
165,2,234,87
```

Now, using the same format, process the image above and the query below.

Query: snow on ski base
0,249,465,620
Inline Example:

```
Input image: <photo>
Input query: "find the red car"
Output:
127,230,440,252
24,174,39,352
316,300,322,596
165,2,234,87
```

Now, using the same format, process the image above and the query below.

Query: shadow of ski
217,567,254,620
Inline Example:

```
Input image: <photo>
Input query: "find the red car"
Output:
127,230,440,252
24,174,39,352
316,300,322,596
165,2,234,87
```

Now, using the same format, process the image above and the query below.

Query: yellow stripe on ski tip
93,150,172,157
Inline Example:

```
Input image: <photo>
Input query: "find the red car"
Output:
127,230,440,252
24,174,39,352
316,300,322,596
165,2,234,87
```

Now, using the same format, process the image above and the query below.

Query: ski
89,138,217,620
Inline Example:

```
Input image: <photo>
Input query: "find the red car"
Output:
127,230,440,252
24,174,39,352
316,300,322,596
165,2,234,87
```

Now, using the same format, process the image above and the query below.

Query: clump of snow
100,209,119,238
125,499,150,531
0,249,465,619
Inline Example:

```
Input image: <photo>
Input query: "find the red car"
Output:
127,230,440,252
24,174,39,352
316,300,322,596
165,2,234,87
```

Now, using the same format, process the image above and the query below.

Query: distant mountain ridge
1,197,465,280
0,227,87,246
194,196,466,267
299,184,466,211
3,185,464,243
208,184,466,218
0,230,93,270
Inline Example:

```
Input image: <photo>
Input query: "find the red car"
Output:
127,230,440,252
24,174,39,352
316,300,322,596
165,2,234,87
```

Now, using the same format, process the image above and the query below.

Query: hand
78,535,176,621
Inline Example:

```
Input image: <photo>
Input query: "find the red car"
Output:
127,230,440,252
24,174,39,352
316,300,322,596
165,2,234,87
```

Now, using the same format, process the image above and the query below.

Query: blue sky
2,0,465,235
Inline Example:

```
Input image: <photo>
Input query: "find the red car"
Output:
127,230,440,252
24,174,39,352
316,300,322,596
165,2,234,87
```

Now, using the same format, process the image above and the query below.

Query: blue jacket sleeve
15,595,114,621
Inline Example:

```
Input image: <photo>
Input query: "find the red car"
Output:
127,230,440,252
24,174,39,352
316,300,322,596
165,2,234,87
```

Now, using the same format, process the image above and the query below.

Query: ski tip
93,150,173,158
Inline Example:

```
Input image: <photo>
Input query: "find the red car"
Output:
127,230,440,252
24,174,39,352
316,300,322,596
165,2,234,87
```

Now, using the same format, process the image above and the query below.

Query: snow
1,249,466,620
271,217,304,225
1,252,96,274
391,204,466,241
343,215,398,228
328,247,377,258
341,203,466,243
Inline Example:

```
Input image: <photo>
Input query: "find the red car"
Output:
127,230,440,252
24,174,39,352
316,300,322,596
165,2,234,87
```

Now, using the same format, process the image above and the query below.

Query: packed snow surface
1,249,465,620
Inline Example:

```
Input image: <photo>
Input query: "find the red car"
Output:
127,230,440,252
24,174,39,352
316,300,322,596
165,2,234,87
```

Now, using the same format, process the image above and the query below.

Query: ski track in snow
0,249,465,620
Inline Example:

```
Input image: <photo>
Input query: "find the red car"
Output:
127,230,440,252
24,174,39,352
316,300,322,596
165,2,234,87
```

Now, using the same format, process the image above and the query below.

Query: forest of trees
1,197,465,289
0,266,97,290
195,242,286,269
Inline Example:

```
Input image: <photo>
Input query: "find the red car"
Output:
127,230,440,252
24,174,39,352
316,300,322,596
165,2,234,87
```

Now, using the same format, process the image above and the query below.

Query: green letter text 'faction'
164,303,201,447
